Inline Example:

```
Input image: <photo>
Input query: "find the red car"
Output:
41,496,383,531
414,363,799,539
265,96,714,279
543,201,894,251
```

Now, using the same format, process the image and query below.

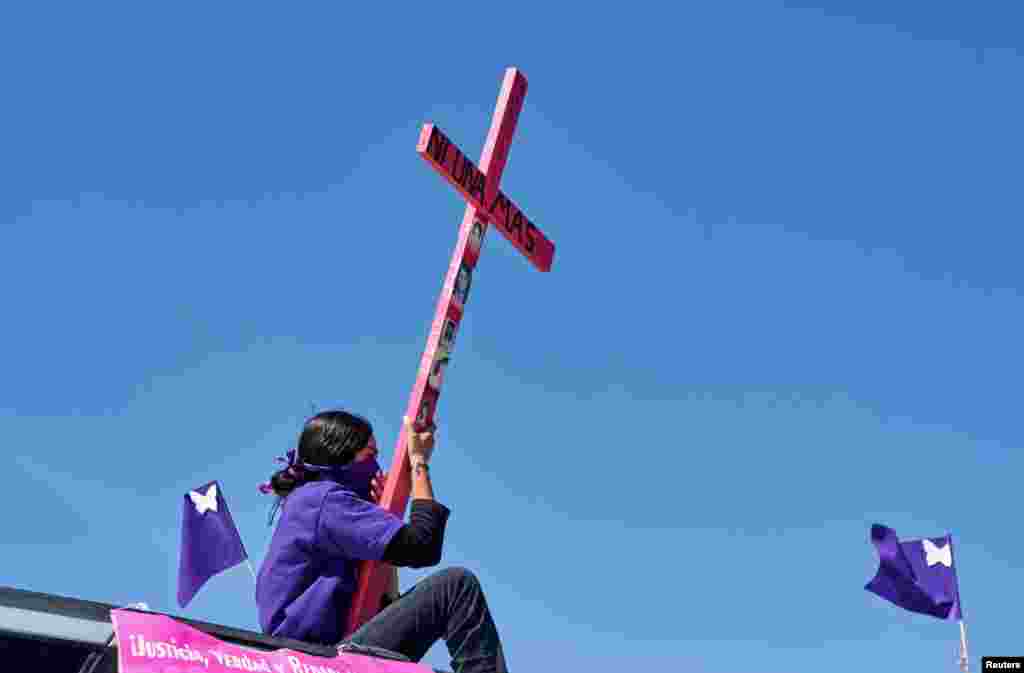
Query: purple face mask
259,450,380,501
322,456,381,501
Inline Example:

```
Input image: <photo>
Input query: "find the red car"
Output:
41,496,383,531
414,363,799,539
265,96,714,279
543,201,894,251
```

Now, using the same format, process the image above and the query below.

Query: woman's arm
381,418,448,568
411,457,434,501
380,498,449,567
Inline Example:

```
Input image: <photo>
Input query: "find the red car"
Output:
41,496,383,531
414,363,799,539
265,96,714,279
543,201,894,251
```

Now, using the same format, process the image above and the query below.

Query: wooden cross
346,67,556,634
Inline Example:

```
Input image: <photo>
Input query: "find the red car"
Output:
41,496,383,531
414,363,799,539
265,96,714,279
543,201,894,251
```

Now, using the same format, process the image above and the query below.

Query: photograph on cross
415,390,437,427
453,264,473,308
428,351,449,391
439,318,458,353
467,219,485,256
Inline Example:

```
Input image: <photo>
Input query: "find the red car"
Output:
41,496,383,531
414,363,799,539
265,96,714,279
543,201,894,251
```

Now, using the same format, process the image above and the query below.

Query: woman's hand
370,470,388,503
404,416,435,466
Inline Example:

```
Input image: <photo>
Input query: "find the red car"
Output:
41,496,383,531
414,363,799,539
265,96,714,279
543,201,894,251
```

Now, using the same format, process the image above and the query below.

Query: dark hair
267,410,373,498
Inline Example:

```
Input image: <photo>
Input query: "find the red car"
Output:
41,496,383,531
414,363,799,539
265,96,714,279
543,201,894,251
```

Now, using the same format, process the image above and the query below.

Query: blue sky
3,1,1022,671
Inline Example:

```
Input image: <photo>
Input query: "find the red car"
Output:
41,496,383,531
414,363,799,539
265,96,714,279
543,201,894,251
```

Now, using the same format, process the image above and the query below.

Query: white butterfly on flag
188,483,219,515
922,538,952,568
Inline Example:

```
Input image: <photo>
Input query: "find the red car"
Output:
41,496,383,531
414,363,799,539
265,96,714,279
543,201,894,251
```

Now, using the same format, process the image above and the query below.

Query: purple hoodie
256,480,403,644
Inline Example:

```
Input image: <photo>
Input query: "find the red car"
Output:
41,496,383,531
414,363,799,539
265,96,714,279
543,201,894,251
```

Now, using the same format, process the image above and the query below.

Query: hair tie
257,448,301,494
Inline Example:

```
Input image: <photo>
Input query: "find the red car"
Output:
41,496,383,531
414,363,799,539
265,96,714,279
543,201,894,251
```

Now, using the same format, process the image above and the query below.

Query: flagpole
958,620,969,673
243,557,258,581
951,529,968,673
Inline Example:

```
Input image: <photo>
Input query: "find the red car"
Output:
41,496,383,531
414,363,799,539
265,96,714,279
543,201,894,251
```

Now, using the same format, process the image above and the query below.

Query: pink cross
347,67,557,634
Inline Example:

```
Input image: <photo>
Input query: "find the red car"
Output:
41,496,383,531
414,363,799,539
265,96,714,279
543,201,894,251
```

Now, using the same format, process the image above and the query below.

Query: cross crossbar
417,124,555,272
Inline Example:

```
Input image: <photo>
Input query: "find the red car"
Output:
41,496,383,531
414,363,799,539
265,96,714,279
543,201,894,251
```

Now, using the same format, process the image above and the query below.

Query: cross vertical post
346,68,556,635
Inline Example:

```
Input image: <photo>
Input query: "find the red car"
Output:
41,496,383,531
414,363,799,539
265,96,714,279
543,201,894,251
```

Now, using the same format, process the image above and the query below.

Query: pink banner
110,609,432,673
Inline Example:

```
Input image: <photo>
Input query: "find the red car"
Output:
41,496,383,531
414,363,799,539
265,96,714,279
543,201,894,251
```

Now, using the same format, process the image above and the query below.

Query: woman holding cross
256,410,508,673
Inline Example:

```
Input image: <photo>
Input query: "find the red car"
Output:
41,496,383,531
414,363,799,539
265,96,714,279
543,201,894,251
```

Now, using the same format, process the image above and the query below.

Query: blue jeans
346,567,507,673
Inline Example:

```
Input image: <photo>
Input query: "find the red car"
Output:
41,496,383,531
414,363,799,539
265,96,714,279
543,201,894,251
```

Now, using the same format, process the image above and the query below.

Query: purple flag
865,524,962,620
178,480,248,608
